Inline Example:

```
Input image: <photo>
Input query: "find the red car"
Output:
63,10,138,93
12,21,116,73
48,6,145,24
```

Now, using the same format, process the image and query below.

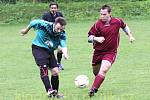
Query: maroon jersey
88,17,126,53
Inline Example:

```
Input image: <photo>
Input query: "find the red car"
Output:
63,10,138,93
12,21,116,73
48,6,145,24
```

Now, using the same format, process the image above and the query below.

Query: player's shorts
92,50,117,66
32,45,58,68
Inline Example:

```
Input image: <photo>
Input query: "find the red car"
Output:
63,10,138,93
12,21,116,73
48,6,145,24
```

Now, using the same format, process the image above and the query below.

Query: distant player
20,17,68,98
87,5,135,97
42,1,64,70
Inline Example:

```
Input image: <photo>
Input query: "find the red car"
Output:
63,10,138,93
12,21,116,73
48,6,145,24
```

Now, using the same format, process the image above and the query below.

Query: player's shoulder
112,17,124,23
94,19,102,27
56,11,63,17
31,19,53,25
42,11,51,16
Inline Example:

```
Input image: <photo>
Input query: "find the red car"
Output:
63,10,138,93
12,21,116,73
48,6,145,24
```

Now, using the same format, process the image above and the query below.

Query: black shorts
32,45,58,68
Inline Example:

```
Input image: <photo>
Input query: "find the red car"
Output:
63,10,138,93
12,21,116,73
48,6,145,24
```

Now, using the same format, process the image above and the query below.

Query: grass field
0,20,150,100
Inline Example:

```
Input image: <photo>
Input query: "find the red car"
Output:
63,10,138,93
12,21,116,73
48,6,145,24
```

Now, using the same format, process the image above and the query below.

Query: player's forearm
20,25,31,36
61,47,68,60
88,35,105,43
122,25,132,37
123,25,135,43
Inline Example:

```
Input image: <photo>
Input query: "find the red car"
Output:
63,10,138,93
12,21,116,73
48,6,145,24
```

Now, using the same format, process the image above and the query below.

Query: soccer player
87,5,135,97
42,1,64,70
20,17,68,98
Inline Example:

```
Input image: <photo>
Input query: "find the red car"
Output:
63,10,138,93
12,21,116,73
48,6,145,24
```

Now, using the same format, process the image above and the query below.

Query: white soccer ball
74,75,89,88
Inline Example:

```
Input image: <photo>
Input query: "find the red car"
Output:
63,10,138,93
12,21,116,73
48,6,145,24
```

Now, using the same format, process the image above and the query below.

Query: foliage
0,0,150,24
0,0,16,4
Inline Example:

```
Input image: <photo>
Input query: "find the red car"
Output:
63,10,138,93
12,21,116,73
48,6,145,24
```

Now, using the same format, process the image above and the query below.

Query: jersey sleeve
58,12,63,17
42,13,47,20
119,18,126,28
29,19,42,29
88,21,99,37
29,19,52,32
60,31,67,47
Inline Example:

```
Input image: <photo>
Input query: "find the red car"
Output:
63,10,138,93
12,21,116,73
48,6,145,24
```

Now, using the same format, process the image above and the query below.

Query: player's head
49,1,58,14
99,5,111,22
54,17,67,33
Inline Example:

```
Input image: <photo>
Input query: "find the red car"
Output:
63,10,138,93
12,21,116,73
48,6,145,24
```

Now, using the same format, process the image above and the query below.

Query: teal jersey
29,19,67,52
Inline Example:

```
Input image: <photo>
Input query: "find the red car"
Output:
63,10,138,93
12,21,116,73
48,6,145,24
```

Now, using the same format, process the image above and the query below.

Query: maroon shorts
92,50,117,66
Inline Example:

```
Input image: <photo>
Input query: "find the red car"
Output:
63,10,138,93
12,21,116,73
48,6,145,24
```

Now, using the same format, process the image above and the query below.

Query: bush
0,0,16,4
0,0,150,24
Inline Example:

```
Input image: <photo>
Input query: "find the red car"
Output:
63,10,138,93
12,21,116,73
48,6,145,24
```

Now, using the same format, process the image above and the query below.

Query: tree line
0,0,52,4
0,0,147,4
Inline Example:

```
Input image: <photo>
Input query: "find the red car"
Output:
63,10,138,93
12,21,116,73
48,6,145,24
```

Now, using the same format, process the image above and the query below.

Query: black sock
57,52,63,63
41,76,51,92
40,66,51,92
51,76,59,92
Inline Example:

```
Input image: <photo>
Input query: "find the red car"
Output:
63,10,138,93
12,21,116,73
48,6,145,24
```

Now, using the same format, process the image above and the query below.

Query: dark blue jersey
42,11,63,22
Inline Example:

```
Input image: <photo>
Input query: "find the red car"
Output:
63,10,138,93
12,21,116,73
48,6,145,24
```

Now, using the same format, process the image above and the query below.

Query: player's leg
92,62,101,76
89,61,111,97
89,53,116,97
39,65,57,97
50,67,64,98
31,45,54,94
51,67,59,92
49,52,64,98
89,51,102,97
89,63,101,97
57,46,64,70
92,60,111,89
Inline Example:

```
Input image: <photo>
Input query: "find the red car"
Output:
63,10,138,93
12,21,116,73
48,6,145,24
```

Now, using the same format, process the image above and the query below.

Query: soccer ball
74,75,89,88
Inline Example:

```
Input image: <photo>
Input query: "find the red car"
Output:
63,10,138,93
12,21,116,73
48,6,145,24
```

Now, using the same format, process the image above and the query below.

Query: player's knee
99,69,108,76
57,47,62,53
51,67,59,76
57,49,62,53
39,65,48,78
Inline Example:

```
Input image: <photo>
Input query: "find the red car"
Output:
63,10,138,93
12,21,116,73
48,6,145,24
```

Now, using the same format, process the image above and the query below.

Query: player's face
54,23,65,33
100,9,111,22
50,5,58,14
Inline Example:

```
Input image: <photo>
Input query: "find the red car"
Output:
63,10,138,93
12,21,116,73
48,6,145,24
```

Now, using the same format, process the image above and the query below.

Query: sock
51,76,59,92
41,76,51,92
57,52,63,63
40,66,51,92
92,74,105,90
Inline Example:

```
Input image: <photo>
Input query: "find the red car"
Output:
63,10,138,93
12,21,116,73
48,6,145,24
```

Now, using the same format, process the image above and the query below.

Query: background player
42,1,64,70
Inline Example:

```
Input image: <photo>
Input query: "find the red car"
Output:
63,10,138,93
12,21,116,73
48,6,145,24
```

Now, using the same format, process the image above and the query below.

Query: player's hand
94,37,105,43
63,53,68,60
20,28,27,36
129,36,135,43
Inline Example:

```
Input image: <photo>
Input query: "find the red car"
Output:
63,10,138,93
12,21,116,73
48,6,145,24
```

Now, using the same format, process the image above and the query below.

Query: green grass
0,20,150,100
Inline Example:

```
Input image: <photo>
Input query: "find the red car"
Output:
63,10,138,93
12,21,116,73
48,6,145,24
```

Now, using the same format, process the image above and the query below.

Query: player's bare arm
61,47,68,60
20,25,31,36
122,24,135,43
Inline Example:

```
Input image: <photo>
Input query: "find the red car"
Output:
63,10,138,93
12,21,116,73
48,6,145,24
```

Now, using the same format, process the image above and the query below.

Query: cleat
88,88,98,97
47,89,57,98
58,63,64,70
89,89,94,97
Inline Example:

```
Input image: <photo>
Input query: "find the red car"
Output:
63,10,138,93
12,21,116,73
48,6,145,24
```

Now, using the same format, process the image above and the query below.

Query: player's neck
105,17,111,26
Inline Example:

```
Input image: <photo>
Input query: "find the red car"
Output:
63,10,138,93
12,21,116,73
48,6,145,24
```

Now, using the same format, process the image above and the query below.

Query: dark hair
55,17,67,26
100,5,111,13
49,1,58,8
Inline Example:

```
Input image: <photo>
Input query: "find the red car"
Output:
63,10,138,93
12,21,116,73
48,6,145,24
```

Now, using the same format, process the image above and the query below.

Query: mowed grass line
0,20,150,100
